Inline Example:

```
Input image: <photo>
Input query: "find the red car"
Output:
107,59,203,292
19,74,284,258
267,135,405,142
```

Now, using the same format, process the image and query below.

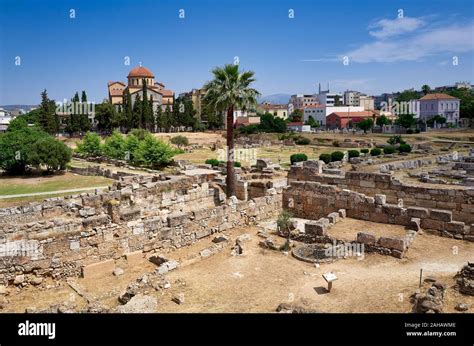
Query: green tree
28,136,72,171
259,113,287,133
334,95,343,106
203,64,260,197
395,113,416,129
447,88,474,119
133,135,179,169
95,101,119,133
376,114,392,126
123,89,133,131
76,131,102,157
38,89,59,135
289,109,303,122
396,89,420,102
421,84,431,95
356,118,374,133
0,121,70,174
131,94,143,129
102,130,127,159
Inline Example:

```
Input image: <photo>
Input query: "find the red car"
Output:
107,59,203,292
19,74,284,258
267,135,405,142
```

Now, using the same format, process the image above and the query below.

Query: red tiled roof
127,66,154,78
260,103,288,110
108,81,126,86
420,93,458,100
328,111,376,118
304,105,324,109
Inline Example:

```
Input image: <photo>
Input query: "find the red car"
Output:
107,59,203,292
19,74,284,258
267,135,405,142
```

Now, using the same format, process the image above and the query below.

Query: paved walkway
0,186,109,199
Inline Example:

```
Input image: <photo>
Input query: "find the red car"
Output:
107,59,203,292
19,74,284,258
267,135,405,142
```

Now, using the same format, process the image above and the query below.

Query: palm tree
203,64,260,197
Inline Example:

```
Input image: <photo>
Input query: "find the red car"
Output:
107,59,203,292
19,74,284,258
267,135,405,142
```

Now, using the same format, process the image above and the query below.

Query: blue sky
0,0,473,105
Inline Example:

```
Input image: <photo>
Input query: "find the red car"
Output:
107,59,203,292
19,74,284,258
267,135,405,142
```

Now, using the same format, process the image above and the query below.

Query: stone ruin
456,262,474,296
411,281,446,313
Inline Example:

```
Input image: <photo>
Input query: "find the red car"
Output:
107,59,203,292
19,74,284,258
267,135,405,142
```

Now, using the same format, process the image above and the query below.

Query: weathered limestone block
374,194,386,205
409,217,421,231
120,209,140,221
445,221,466,234
304,221,327,236
167,213,189,227
381,204,404,216
378,237,406,252
82,214,110,228
430,209,452,222
356,232,376,245
407,207,429,219
338,209,346,218
327,212,340,224
420,218,446,231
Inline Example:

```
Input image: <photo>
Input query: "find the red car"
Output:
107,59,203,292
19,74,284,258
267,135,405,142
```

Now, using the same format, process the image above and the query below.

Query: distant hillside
258,94,291,105
0,105,37,112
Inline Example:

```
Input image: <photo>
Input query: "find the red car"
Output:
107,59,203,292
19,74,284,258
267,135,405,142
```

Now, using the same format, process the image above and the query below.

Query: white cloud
368,17,425,39
344,21,474,63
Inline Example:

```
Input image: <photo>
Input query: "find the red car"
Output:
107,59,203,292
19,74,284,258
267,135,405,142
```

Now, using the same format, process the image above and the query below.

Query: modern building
343,91,374,110
303,105,325,126
289,94,318,110
287,122,311,132
419,93,460,124
326,110,377,129
434,81,472,92
316,90,343,107
0,109,12,133
257,103,289,119
108,65,174,112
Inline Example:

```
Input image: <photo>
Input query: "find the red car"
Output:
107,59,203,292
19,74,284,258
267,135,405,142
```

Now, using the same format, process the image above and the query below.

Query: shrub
234,161,241,167
361,148,369,154
170,135,189,147
370,148,382,156
102,130,127,160
125,134,140,162
76,131,102,157
398,143,412,153
348,150,360,158
205,159,220,167
415,129,421,134
387,135,405,145
383,146,396,154
130,128,150,140
331,151,344,162
132,135,179,169
239,124,259,135
295,137,311,145
290,153,308,165
319,153,331,164
406,129,413,134
332,140,340,147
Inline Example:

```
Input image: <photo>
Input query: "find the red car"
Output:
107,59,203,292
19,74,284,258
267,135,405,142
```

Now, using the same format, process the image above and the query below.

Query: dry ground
3,218,473,313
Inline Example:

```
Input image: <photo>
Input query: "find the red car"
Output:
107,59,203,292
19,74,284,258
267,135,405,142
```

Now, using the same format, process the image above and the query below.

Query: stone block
445,221,466,234
407,207,429,219
420,218,445,231
305,221,327,236
374,194,386,205
327,212,340,224
429,209,452,222
356,232,376,245
378,237,406,252
338,209,346,218
409,218,421,231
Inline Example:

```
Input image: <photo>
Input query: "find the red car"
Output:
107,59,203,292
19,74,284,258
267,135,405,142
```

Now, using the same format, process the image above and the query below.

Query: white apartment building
303,105,364,127
343,91,374,110
315,90,343,106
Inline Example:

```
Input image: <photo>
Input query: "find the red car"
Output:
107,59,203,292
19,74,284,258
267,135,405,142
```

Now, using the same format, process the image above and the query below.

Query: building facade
257,103,289,119
326,110,377,129
289,94,318,110
419,93,460,124
108,65,174,112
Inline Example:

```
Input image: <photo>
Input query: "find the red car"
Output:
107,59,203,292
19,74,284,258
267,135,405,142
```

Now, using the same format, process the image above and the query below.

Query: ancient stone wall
282,181,473,242
288,165,474,224
0,174,282,284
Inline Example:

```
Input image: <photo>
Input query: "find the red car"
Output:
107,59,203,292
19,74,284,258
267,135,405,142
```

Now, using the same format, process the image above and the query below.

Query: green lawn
0,173,113,196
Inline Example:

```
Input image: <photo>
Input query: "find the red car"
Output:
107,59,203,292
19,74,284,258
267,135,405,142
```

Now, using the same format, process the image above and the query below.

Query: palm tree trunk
226,105,235,198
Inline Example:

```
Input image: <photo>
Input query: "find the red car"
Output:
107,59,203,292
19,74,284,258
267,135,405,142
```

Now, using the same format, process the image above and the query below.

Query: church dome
127,66,154,78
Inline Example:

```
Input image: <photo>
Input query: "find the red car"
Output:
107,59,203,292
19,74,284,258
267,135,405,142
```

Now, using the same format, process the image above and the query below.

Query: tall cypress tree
141,78,151,130
39,89,59,135
148,95,155,131
131,94,142,129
